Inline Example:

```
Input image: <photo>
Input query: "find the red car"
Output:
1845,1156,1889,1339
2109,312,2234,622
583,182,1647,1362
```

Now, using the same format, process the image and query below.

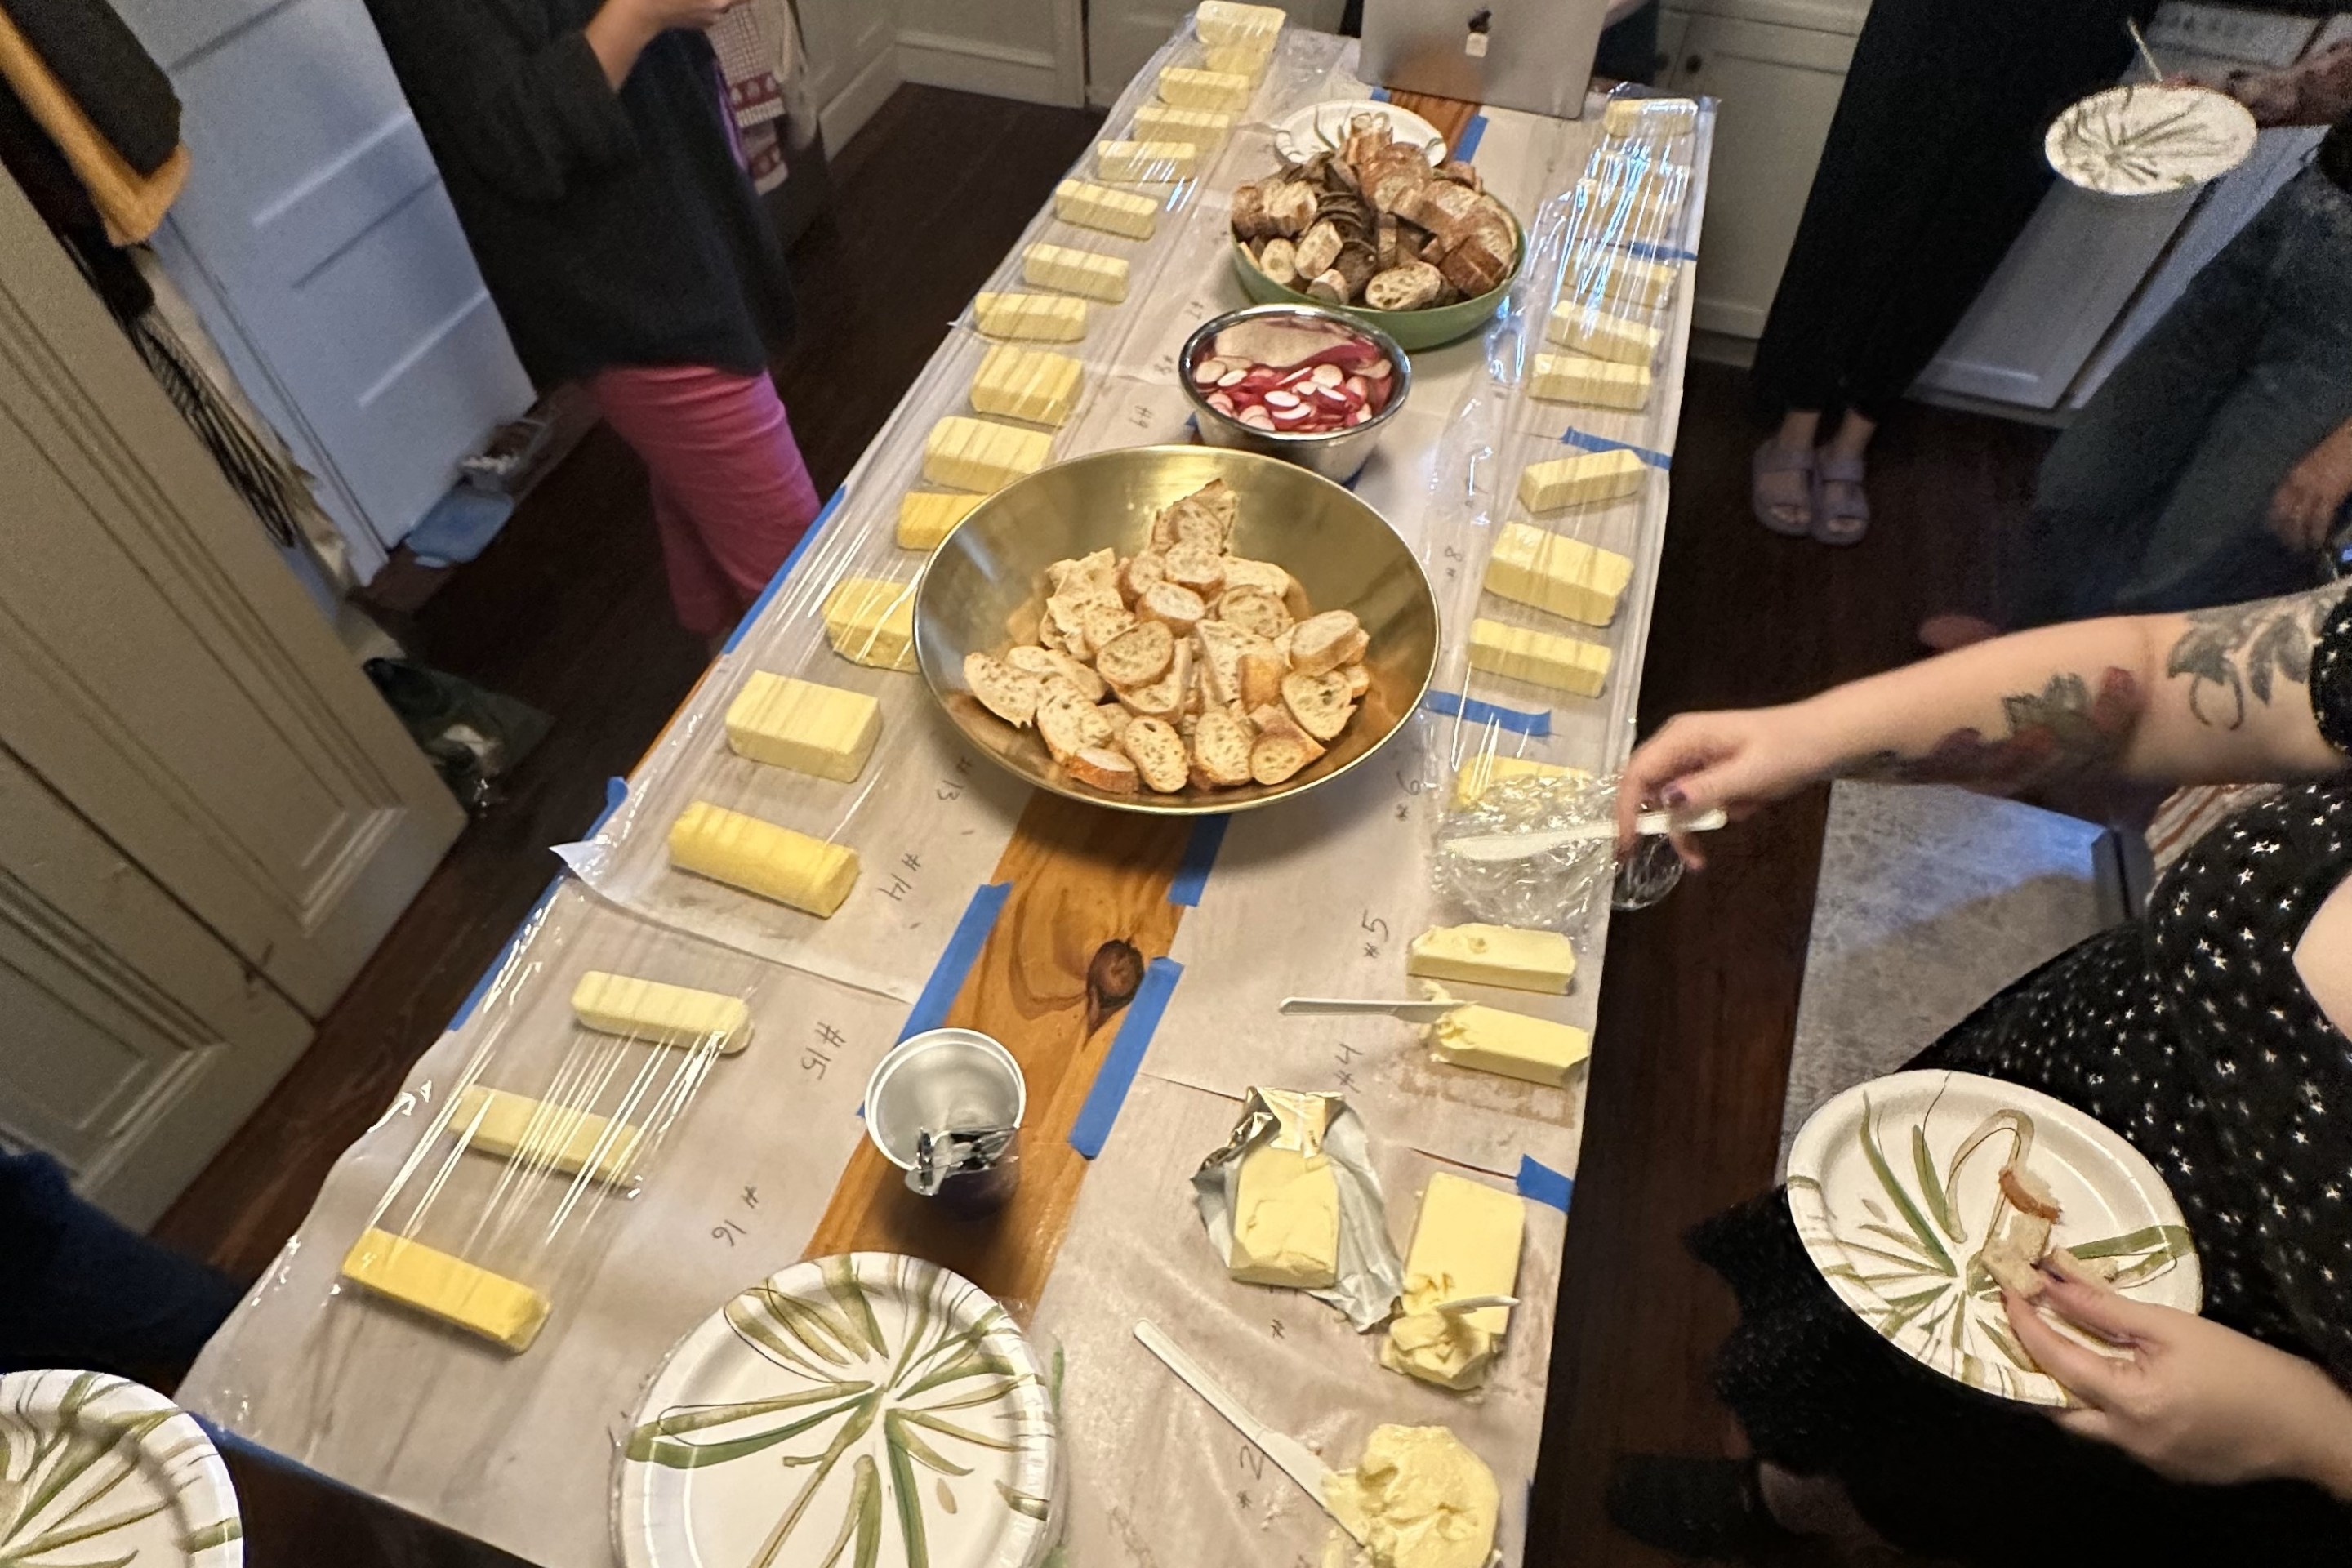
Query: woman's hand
1614,703,1840,865
2003,1272,2352,1497
587,0,736,88
2270,427,2352,554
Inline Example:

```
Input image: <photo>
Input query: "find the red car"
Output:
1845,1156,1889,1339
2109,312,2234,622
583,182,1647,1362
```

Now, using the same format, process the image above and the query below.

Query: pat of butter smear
1407,923,1576,995
1421,984,1590,1085
1380,1173,1526,1391
1321,1424,1499,1568
1228,1093,1340,1288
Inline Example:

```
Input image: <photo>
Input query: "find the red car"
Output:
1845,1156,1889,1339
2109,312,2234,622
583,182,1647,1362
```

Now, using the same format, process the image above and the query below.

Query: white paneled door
114,0,535,571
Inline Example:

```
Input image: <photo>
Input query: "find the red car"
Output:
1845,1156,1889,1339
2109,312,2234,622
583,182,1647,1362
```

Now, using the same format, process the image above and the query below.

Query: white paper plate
1273,99,1448,166
1788,1069,2201,1406
2046,82,2256,196
616,1254,1061,1568
0,1370,243,1566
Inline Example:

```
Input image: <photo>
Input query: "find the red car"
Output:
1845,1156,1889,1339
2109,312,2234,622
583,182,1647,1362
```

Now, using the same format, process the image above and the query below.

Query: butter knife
1134,1321,1364,1543
1441,806,1728,863
1279,996,1461,1022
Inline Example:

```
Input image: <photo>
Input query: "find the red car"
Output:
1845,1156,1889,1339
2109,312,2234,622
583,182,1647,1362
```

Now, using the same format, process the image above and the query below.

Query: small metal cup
865,1029,1027,1218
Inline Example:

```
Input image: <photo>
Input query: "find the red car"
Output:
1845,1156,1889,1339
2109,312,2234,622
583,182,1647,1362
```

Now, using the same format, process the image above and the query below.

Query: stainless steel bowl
913,445,1439,816
1178,304,1411,484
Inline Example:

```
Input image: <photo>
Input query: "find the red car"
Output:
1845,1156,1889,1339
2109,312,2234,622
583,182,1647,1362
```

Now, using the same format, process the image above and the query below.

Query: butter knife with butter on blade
1134,1320,1363,1544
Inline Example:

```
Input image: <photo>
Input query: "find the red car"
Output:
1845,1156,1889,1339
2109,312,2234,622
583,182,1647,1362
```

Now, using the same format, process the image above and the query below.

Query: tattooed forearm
1841,668,2145,793
2167,582,2352,729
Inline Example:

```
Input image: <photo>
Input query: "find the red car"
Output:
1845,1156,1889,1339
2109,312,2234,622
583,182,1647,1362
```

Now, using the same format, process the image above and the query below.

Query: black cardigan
363,0,793,390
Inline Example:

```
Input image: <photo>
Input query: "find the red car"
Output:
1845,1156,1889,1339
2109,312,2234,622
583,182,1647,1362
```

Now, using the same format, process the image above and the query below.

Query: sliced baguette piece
1116,641,1190,719
1037,688,1114,762
1096,620,1175,687
1070,599,1136,662
964,653,1042,728
1217,586,1293,641
1999,1161,2063,1222
1067,745,1140,793
1097,702,1134,739
1250,727,1319,785
1046,548,1120,599
1290,610,1366,675
1005,645,1105,702
1195,620,1272,709
1340,662,1371,700
1220,557,1294,600
1980,1236,2047,1300
1120,716,1190,792
1160,491,1231,551
1136,581,1207,635
1281,669,1356,741
1120,550,1167,604
1238,648,1287,710
1189,708,1254,787
1163,541,1227,597
2046,1246,2121,1286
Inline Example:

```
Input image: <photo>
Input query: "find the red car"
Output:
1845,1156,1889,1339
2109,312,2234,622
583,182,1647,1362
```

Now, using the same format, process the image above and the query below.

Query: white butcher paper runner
183,884,898,1568
1035,1072,1567,1568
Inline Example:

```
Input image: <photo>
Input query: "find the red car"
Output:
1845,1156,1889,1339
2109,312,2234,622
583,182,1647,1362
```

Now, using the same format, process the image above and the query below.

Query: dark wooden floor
153,83,2056,1567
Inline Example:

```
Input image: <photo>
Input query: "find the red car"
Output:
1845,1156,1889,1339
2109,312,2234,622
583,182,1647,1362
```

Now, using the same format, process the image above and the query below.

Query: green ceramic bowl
1228,210,1524,352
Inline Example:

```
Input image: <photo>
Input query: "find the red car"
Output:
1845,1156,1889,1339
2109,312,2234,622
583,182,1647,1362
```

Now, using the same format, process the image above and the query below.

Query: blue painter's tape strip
1623,239,1699,263
722,486,847,654
1423,688,1552,737
898,882,1013,1042
1453,114,1489,163
1068,957,1182,1157
1168,815,1230,906
1370,86,1391,102
1517,1154,1574,1213
449,873,565,1031
1558,425,1671,471
585,776,628,839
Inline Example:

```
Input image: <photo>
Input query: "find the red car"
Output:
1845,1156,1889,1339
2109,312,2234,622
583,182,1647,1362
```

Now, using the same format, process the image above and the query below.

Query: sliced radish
1312,363,1344,387
1207,391,1236,415
1362,359,1392,380
1239,405,1276,430
1264,389,1301,410
1347,406,1370,425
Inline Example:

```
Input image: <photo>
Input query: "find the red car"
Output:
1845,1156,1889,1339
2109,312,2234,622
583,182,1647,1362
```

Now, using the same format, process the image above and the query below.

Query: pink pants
590,364,822,637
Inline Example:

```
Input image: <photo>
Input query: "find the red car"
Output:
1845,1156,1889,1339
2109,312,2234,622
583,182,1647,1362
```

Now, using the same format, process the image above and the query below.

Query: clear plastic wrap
1431,770,1624,932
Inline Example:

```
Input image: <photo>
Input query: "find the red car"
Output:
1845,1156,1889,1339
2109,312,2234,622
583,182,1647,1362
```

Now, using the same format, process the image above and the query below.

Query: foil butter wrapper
1190,1088,1404,1330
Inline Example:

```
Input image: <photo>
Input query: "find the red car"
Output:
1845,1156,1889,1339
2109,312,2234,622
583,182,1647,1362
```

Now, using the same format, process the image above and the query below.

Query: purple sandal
1812,452,1869,546
1751,442,1815,537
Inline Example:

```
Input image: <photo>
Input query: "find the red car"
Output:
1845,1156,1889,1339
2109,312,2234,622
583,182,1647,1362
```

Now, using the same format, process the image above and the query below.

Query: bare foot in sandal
1752,441,1815,536
1812,452,1869,546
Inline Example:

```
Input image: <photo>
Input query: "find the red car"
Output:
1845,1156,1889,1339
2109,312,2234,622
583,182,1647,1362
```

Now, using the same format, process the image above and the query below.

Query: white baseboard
898,28,1076,105
821,43,905,154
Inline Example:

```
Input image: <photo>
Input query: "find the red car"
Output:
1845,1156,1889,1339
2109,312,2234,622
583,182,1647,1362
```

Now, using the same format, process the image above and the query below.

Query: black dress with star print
1688,595,2352,1565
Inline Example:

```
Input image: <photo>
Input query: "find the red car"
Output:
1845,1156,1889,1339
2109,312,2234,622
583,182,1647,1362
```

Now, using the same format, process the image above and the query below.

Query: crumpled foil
1190,1088,1405,1331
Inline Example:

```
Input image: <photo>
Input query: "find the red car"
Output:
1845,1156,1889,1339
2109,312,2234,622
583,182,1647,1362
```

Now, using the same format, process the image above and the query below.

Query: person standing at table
364,0,821,644
1748,0,2154,546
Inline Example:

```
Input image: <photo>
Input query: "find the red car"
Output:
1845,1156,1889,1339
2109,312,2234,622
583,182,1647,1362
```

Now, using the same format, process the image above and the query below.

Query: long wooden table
184,24,1713,1568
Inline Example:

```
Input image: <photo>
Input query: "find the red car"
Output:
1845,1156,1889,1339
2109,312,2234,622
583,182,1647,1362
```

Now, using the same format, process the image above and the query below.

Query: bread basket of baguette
914,446,1438,815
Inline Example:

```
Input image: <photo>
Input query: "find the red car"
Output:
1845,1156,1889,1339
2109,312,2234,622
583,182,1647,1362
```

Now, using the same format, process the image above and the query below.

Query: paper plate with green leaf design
0,1369,243,1568
616,1254,1062,1568
1788,1070,2201,1407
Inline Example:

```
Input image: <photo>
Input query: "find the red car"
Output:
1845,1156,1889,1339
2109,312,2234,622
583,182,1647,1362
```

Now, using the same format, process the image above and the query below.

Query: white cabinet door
0,174,466,1023
798,0,905,151
0,750,313,1228
1667,16,1858,338
113,0,535,568
1087,0,1342,106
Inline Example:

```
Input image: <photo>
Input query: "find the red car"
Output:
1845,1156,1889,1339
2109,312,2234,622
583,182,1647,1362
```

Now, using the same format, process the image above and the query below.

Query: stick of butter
1452,754,1584,810
669,801,859,916
1545,301,1662,365
1097,139,1199,183
1482,522,1633,626
1196,0,1285,47
1022,241,1129,303
1407,923,1576,995
1422,987,1590,1085
1602,95,1698,137
1517,448,1646,513
897,491,982,551
1529,351,1652,411
1574,176,1682,243
1132,103,1233,150
1054,178,1158,239
1566,251,1682,312
970,344,1084,428
572,971,752,1054
725,671,881,782
1467,617,1611,697
1203,42,1272,82
1228,1141,1341,1288
1379,1173,1526,1390
820,577,918,670
340,1227,550,1352
1157,65,1253,114
973,291,1088,343
922,416,1052,494
1322,1425,1499,1568
448,1084,642,1185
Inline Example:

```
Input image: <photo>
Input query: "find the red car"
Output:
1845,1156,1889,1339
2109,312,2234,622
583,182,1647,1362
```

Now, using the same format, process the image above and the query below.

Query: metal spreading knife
1440,806,1729,863
1279,996,1462,1022
1134,1321,1364,1544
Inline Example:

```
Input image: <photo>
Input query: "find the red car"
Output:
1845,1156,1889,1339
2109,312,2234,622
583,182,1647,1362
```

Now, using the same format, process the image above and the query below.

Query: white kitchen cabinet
1660,13,1858,338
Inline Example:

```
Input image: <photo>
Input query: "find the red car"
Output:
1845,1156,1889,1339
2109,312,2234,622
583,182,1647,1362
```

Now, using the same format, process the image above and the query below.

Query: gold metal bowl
912,445,1439,816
